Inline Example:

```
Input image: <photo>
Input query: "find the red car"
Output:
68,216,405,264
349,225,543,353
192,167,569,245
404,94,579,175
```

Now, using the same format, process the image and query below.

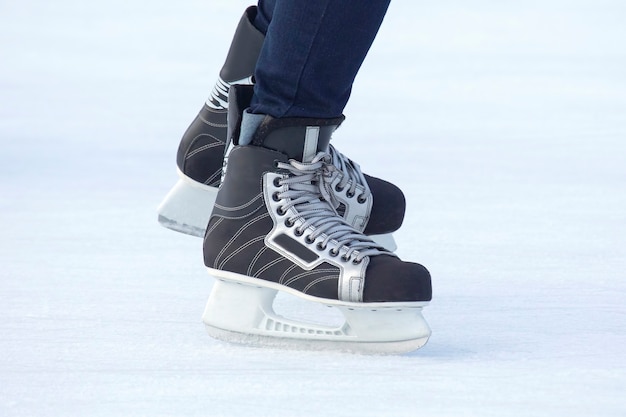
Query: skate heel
157,168,218,237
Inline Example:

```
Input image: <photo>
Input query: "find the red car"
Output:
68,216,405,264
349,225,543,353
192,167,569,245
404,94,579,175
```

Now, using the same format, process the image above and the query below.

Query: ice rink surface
1,1,625,416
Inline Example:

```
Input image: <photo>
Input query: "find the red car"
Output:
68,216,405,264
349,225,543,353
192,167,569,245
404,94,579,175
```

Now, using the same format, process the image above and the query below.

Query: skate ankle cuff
219,6,264,83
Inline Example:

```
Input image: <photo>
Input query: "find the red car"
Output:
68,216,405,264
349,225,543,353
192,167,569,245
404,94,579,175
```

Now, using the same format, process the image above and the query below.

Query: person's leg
251,0,391,118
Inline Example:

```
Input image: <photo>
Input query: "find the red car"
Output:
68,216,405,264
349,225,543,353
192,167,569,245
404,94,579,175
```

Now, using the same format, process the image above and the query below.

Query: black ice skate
157,7,406,251
201,103,432,354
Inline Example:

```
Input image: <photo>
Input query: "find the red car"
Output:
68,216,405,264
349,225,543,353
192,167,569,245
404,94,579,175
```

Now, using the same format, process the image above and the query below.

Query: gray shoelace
328,145,371,203
274,153,393,264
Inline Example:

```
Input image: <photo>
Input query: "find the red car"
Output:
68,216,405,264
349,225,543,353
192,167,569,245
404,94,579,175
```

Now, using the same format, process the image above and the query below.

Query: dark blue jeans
249,0,392,119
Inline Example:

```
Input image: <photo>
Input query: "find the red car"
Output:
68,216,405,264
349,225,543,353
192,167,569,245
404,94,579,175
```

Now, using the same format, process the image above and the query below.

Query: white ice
1,1,625,416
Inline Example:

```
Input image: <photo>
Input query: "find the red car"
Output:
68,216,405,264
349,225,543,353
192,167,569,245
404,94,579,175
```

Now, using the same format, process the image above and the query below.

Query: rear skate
157,7,405,251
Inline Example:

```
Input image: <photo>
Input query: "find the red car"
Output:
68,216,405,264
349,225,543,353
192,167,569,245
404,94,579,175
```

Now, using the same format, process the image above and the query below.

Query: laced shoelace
328,145,371,203
273,153,393,264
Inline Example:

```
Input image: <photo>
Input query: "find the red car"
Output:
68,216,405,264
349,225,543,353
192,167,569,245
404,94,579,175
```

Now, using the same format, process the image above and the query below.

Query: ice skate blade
202,272,431,355
157,168,218,237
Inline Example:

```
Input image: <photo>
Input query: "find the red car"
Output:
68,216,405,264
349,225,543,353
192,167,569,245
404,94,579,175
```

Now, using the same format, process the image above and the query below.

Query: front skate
201,101,432,354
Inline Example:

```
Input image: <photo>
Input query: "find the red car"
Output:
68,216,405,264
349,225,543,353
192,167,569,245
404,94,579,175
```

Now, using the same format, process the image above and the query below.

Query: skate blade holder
202,275,431,355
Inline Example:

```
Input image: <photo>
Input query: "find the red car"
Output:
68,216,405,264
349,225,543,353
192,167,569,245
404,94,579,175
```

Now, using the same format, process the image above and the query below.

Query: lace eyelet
294,228,304,237
273,177,281,187
352,258,362,265
316,242,327,251
335,184,344,193
357,195,367,204
346,191,355,198
276,206,286,216
272,192,280,202
341,255,350,262
273,160,280,168
305,236,315,244
284,219,294,228
329,249,339,257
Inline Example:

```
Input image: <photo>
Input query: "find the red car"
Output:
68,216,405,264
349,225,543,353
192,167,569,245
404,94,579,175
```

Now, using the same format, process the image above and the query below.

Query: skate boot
157,7,406,251
201,104,432,354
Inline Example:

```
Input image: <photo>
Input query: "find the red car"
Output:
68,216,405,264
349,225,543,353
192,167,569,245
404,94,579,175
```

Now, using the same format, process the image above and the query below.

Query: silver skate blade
202,273,431,355
157,168,218,237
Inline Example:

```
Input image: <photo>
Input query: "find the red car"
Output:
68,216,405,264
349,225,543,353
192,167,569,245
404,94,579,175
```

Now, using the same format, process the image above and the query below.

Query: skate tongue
252,116,345,163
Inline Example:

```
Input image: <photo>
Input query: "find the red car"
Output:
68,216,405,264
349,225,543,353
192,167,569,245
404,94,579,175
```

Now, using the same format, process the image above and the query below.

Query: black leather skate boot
201,103,432,353
158,7,406,251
